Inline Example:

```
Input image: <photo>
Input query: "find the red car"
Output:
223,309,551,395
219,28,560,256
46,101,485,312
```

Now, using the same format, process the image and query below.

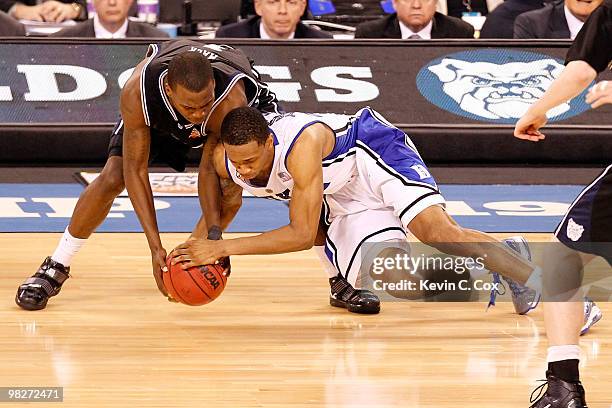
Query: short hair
221,107,270,146
167,51,213,92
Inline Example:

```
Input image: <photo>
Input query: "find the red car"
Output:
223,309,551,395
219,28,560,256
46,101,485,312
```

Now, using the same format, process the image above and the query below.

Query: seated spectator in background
52,0,168,38
216,0,332,39
445,0,489,18
480,0,546,38
0,0,86,22
514,0,603,39
355,0,474,38
0,9,26,34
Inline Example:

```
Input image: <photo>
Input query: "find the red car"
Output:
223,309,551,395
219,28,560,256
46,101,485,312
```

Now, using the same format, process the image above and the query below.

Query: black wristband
207,225,222,240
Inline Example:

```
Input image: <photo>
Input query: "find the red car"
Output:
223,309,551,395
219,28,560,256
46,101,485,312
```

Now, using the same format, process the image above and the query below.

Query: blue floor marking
0,183,584,233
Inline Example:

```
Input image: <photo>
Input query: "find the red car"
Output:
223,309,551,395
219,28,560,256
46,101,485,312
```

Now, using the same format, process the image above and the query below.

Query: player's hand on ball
151,247,172,299
171,239,223,269
514,111,547,142
586,80,612,109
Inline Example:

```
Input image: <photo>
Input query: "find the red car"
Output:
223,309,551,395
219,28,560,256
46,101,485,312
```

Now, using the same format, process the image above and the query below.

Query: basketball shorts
555,164,612,265
322,108,446,287
107,119,193,172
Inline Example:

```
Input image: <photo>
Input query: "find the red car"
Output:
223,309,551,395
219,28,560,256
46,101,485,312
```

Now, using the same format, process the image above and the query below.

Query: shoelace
583,298,592,323
506,277,531,296
530,379,549,404
330,277,357,301
488,273,535,310
487,273,506,309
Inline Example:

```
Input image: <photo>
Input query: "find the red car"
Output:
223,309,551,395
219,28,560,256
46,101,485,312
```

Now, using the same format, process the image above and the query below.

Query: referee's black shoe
329,276,380,314
530,371,588,408
15,257,70,311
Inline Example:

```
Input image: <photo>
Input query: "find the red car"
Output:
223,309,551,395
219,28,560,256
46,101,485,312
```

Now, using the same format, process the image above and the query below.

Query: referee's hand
586,80,611,109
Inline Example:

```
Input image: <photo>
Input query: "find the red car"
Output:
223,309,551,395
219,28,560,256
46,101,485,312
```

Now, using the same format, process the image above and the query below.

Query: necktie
408,34,422,39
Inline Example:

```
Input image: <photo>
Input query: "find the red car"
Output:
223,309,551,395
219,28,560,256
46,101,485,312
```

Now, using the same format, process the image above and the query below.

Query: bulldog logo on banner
416,49,593,124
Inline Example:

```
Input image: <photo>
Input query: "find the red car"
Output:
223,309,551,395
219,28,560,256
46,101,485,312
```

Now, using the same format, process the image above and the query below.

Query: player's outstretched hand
151,247,175,301
170,239,223,269
586,80,612,109
514,111,547,142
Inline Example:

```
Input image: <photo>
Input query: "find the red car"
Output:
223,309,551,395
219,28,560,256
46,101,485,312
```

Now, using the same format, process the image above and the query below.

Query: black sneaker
15,257,70,311
329,276,380,314
530,371,588,408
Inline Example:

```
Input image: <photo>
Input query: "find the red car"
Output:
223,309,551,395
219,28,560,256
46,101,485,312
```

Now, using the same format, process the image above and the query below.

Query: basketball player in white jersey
169,106,544,310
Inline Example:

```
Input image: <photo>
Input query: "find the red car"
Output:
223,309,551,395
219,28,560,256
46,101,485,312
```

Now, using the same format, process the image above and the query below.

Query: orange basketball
163,259,227,306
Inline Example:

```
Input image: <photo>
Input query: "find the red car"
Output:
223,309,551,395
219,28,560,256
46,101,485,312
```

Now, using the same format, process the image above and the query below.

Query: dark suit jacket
215,16,332,38
513,1,571,38
0,10,25,35
480,0,546,38
0,0,87,20
354,12,475,39
51,19,170,38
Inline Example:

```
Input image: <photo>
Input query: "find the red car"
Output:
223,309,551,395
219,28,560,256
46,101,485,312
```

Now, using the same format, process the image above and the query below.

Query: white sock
51,227,87,267
314,245,339,279
547,345,581,362
525,266,543,291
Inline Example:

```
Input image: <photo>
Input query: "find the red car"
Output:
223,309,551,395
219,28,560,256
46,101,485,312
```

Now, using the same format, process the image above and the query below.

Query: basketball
163,259,228,306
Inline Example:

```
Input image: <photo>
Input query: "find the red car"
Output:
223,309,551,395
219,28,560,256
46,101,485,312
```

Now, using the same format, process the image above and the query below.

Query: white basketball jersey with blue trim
227,108,445,288
225,111,360,200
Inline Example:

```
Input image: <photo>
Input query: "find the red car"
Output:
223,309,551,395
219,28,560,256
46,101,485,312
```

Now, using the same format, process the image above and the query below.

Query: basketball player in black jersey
14,40,268,309
514,1,611,405
15,39,379,315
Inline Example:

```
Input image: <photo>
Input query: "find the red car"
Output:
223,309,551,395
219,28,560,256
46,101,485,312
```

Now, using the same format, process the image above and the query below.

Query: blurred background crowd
0,0,603,40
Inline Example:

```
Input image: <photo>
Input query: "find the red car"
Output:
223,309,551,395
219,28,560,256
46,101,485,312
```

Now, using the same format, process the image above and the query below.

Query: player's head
565,0,603,21
220,107,275,181
164,51,215,124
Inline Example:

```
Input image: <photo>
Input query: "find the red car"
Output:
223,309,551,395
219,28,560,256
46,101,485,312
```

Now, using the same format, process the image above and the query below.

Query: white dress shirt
93,13,128,38
259,22,295,39
564,5,584,40
399,19,433,39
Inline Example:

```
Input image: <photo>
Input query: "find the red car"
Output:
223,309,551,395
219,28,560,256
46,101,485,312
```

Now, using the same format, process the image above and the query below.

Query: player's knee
369,247,425,300
542,242,585,301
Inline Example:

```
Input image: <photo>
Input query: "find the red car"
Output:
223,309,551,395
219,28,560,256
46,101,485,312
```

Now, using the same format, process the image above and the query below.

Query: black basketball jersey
139,40,280,148
565,0,612,73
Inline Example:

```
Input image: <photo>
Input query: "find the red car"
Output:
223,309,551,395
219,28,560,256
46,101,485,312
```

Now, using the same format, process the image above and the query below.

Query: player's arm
191,81,248,240
173,124,328,267
120,63,170,296
525,61,597,115
514,63,597,142
191,143,243,238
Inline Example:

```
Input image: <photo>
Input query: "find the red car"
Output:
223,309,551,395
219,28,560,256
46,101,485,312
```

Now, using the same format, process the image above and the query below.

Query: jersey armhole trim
200,73,249,135
140,43,159,127
284,120,326,169
224,151,232,181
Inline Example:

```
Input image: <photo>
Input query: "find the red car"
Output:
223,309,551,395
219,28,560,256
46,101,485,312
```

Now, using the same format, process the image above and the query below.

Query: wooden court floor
1,233,611,407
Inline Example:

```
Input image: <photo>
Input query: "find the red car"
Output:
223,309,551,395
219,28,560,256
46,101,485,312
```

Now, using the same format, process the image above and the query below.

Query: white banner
79,172,255,197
